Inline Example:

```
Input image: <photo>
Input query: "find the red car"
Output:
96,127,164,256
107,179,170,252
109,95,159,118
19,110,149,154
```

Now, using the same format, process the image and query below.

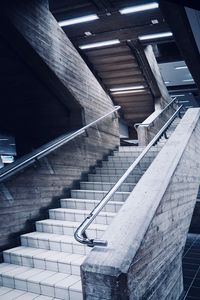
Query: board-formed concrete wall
137,102,177,146
0,0,119,256
82,108,200,299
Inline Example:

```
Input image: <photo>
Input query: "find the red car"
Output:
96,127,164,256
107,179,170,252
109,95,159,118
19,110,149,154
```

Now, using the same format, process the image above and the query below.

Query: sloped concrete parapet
81,108,200,299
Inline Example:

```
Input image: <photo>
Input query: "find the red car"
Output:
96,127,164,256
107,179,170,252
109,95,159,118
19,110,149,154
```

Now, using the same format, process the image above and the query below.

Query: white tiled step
101,160,152,169
36,219,107,239
60,198,123,213
21,232,90,255
0,263,82,300
118,146,161,152
71,189,129,201
107,155,155,163
49,208,115,225
3,247,85,276
0,286,59,299
94,167,144,175
88,173,143,183
80,181,135,192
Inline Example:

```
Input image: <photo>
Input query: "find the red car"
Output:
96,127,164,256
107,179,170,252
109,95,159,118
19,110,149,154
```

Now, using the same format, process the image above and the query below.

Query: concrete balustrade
82,108,200,300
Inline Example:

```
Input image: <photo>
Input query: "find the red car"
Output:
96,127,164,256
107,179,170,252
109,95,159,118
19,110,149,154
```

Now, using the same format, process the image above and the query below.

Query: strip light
170,95,185,97
183,79,194,82
79,39,120,50
58,14,99,27
120,2,159,14
110,85,145,92
139,32,173,41
111,90,145,95
175,66,188,70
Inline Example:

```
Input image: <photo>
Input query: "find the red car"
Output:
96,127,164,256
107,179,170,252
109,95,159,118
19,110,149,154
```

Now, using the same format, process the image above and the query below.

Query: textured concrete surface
82,108,200,299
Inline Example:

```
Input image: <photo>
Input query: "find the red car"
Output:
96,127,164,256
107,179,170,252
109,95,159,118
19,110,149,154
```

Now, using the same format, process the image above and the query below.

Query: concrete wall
82,108,200,299
137,103,177,146
0,0,119,256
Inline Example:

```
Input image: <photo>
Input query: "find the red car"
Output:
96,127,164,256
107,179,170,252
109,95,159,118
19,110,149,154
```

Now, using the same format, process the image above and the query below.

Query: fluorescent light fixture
183,79,194,82
58,14,99,27
139,32,173,41
175,66,188,70
164,81,170,84
120,2,159,14
110,85,145,92
178,100,189,103
111,89,145,95
79,39,120,50
170,94,185,97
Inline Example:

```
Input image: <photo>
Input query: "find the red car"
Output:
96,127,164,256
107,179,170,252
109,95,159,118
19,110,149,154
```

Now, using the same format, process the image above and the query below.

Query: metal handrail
134,97,177,130
0,106,121,182
74,105,183,247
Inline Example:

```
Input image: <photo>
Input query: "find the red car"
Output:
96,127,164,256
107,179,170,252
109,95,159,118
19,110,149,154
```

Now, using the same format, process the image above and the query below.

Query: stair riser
113,152,159,157
21,236,90,256
94,168,145,175
88,174,142,183
60,199,123,213
0,273,82,300
49,210,114,225
107,156,155,163
80,182,135,192
102,161,152,168
36,222,105,239
3,252,82,276
71,190,129,202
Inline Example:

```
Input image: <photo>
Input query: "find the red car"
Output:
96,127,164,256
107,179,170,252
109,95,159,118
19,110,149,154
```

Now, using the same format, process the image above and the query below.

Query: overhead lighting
110,85,145,92
120,2,159,14
111,89,145,95
183,79,194,82
179,100,189,103
164,81,170,84
151,19,159,24
170,94,185,97
79,39,120,50
175,66,188,70
58,14,99,27
139,32,173,41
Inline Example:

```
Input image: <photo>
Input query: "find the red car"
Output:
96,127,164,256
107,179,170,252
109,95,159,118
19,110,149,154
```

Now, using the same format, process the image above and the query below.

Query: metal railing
134,97,177,130
0,106,121,182
74,105,183,247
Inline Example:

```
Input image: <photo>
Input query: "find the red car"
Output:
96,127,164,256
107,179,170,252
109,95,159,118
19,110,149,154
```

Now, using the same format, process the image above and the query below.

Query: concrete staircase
0,118,180,300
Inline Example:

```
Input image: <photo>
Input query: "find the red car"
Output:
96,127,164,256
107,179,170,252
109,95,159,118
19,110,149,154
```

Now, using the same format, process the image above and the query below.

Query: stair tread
79,181,135,186
0,263,81,290
4,246,85,265
49,208,116,217
37,219,107,230
71,189,130,194
0,286,58,300
61,198,124,205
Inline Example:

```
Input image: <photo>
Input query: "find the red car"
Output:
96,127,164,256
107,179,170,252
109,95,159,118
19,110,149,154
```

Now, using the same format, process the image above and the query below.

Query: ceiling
49,0,180,127
159,60,194,87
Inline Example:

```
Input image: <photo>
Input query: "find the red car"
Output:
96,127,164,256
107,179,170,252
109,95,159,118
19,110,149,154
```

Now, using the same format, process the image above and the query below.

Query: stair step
49,208,115,225
94,167,145,175
61,198,123,213
80,181,135,192
0,286,54,300
118,146,161,152
3,246,85,276
71,189,129,201
36,219,107,239
21,232,90,255
107,155,155,163
88,173,143,183
0,263,82,300
101,160,152,168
